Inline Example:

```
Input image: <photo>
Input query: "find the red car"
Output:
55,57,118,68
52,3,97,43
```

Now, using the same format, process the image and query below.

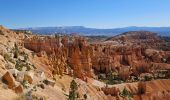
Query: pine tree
68,80,78,100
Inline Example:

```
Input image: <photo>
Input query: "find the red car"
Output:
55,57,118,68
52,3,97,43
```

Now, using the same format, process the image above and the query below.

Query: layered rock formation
24,31,170,81
24,36,93,80
21,27,170,99
101,79,170,100
0,26,170,99
2,71,17,89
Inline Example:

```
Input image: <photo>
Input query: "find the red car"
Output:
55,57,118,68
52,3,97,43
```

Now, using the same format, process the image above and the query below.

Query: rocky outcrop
24,36,94,80
2,71,17,89
101,87,120,96
68,37,93,80
14,85,23,94
101,79,170,100
24,31,170,80
24,71,34,84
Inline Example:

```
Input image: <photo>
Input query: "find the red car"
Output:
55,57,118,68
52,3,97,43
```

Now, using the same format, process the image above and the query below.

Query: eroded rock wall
24,32,170,80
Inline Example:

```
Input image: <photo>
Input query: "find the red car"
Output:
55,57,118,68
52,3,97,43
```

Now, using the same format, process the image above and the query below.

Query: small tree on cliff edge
120,88,133,100
68,80,78,100
14,43,19,58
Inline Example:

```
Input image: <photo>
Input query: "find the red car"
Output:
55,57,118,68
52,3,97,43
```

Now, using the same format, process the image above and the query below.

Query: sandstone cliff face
101,79,170,100
91,45,145,73
68,37,93,80
91,31,170,79
24,36,94,80
24,31,170,80
24,36,68,76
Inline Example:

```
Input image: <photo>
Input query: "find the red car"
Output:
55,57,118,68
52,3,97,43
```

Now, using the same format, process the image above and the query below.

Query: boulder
14,84,23,94
8,69,19,78
24,71,34,84
16,71,25,82
2,71,16,89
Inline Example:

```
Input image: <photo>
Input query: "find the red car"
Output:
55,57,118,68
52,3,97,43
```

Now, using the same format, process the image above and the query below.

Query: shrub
83,94,87,100
14,49,19,58
4,53,11,61
4,53,15,63
25,63,32,71
15,60,24,71
14,43,19,58
107,71,113,82
68,91,76,100
22,80,29,89
119,88,133,100
24,54,28,62
15,59,33,71
144,75,152,81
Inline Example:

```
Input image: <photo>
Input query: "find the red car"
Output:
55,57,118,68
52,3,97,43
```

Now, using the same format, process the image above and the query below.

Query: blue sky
0,0,170,28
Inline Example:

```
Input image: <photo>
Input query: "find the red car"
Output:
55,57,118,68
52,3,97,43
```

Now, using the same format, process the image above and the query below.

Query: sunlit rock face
24,31,170,80
24,36,94,80
91,31,170,75
68,37,93,80
91,45,145,73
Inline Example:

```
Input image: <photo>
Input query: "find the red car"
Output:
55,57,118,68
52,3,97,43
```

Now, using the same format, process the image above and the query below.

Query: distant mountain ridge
18,26,170,36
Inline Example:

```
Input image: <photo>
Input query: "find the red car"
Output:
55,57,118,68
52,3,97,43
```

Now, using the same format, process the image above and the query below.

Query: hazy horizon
12,25,170,30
